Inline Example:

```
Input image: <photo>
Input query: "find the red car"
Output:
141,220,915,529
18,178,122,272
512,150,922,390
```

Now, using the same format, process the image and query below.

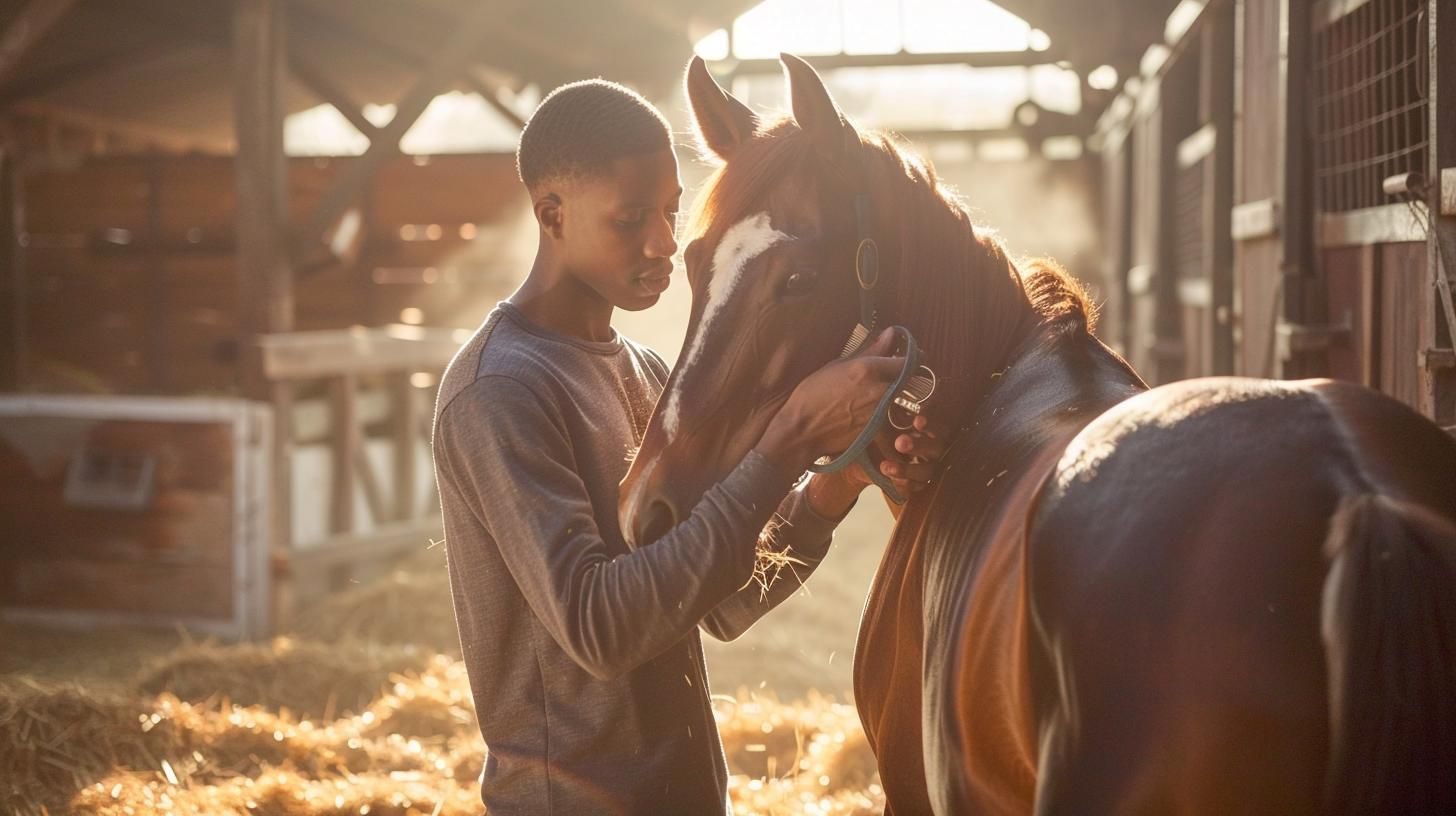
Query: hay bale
134,638,428,720
0,678,179,815
292,555,461,655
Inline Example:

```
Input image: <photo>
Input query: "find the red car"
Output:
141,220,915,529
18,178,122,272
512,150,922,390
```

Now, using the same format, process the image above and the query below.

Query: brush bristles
839,324,870,358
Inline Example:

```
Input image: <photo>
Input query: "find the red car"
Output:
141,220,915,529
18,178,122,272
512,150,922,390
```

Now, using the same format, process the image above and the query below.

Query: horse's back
1024,376,1456,815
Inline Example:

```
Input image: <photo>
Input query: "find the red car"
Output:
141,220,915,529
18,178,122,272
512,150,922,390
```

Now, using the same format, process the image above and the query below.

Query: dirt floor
1,501,897,815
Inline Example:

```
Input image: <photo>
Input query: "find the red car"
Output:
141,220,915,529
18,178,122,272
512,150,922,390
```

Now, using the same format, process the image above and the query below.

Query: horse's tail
1321,493,1456,815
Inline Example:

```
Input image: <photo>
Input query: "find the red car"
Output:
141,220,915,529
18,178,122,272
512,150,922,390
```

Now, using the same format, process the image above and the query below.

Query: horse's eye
784,270,817,295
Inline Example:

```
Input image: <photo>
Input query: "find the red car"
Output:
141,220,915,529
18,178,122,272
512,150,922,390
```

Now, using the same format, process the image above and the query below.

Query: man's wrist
805,471,862,520
754,405,813,478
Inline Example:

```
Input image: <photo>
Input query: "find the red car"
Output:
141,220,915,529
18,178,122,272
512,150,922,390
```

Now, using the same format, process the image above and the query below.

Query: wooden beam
295,3,503,254
11,101,220,152
0,42,158,111
257,326,465,381
615,0,691,41
0,0,78,89
286,48,381,140
462,70,526,130
721,48,1070,75
291,1,533,85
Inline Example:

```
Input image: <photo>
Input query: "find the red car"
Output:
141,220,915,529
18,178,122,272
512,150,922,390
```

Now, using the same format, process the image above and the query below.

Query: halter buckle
855,238,879,290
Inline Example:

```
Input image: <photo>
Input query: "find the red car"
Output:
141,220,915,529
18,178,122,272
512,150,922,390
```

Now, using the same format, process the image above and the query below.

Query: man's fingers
882,457,938,484
894,431,947,459
856,327,896,358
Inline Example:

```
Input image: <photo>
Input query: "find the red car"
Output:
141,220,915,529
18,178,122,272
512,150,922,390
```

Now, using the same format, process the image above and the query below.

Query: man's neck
508,255,615,343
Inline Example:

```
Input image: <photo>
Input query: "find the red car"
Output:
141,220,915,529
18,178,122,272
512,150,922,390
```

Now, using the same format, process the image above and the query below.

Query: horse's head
619,54,1042,547
618,55,874,547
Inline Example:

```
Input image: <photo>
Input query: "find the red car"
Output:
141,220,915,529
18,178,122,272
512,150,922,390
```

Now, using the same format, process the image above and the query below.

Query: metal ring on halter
855,238,879,290
888,364,938,430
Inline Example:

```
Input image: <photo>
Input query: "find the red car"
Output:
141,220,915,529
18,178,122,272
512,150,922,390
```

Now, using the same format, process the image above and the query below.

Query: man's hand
755,328,904,476
806,414,950,518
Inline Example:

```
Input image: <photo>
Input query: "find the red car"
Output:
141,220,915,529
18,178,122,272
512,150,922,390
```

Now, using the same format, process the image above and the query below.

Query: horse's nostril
636,499,677,548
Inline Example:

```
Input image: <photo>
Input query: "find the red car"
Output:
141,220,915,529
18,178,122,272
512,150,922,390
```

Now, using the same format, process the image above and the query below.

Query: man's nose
644,214,678,260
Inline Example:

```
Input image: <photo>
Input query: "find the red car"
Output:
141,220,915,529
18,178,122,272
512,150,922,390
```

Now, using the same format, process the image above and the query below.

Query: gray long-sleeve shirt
432,303,844,814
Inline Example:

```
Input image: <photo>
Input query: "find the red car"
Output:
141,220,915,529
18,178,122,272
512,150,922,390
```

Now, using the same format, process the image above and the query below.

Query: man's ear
533,192,564,239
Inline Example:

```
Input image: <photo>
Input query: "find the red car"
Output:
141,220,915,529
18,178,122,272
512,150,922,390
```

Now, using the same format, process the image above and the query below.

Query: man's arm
437,375,792,681
697,476,851,641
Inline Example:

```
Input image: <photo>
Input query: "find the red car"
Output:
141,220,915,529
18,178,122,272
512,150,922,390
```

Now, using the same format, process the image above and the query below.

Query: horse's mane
690,119,1096,417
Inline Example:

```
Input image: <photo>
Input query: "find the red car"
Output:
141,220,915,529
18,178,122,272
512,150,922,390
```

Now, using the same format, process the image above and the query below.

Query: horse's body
621,55,1456,814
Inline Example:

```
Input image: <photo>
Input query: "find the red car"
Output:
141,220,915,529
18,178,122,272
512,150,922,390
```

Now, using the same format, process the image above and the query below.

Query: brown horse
619,54,1456,815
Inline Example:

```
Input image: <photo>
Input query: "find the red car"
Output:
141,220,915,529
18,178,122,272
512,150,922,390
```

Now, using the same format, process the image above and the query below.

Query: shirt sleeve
435,375,793,680
698,480,849,642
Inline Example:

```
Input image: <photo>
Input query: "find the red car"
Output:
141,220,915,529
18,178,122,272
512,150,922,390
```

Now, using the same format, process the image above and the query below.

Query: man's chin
615,293,662,312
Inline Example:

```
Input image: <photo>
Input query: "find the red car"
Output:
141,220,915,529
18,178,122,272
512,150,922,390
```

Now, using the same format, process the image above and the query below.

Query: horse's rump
1025,378,1456,814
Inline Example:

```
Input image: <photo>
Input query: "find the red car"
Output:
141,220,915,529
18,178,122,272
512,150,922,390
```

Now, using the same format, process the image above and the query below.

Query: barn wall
10,153,529,396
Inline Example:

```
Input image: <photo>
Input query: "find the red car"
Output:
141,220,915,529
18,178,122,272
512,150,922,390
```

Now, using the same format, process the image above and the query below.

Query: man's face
555,148,682,312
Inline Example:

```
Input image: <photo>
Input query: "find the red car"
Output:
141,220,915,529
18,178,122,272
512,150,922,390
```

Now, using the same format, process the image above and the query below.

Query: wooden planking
0,417,235,580
23,160,149,233
7,560,234,619
13,151,529,393
1238,238,1285,377
1239,0,1283,205
369,154,525,227
1232,0,1290,378
1380,241,1426,408
1321,245,1376,386
1099,127,1134,352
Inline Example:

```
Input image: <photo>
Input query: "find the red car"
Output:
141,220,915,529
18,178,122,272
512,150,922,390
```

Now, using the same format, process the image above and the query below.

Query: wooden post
1204,6,1236,375
145,157,169,391
390,372,419,521
0,144,19,391
233,0,292,571
1277,0,1313,379
1425,0,1456,425
329,374,357,534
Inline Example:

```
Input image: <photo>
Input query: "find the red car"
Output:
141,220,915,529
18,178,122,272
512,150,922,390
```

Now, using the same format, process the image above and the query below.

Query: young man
432,79,942,814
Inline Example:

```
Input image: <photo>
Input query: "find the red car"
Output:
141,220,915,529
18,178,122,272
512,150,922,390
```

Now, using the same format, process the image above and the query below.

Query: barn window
1312,0,1428,213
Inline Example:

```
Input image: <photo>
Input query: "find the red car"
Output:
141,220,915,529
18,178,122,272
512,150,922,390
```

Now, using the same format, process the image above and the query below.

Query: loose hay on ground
135,637,430,720
292,552,461,656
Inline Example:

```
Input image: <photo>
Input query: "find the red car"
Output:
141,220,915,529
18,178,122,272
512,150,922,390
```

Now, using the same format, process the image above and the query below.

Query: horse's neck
954,322,1145,475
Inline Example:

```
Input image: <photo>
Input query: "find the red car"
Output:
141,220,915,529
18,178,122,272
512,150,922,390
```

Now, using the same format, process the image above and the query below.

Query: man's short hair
516,79,673,191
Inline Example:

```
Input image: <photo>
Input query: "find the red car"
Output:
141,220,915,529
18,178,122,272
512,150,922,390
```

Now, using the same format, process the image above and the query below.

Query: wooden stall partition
0,395,271,639
1426,0,1456,431
7,152,528,395
1128,83,1167,380
1232,0,1293,378
1306,0,1430,410
257,326,455,629
1097,99,1135,356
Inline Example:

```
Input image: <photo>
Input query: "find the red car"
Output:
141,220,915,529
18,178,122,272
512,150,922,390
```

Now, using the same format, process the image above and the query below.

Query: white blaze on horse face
660,211,792,442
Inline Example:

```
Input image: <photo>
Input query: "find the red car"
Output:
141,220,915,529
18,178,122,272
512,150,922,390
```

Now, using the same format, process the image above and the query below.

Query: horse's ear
781,53,858,163
686,55,758,161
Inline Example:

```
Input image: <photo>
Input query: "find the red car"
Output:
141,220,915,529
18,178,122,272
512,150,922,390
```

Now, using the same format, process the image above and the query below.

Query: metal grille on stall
1312,0,1428,214
1308,0,1432,410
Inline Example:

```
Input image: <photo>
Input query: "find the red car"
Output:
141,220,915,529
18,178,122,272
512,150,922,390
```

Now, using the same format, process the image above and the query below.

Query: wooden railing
257,325,464,616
